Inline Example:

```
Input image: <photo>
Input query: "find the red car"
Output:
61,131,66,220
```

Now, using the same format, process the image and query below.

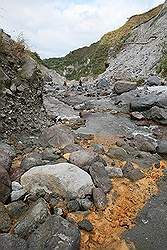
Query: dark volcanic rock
89,162,112,193
123,169,167,250
144,106,167,124
157,140,167,156
78,219,94,232
7,201,28,220
0,150,12,171
20,152,43,171
0,142,16,158
107,147,128,161
0,234,28,250
13,198,49,239
145,75,161,86
67,200,80,212
130,95,157,112
0,166,11,203
133,135,156,153
63,144,83,154
0,202,11,233
92,187,107,210
27,215,80,250
113,80,137,95
39,124,74,148
122,162,144,181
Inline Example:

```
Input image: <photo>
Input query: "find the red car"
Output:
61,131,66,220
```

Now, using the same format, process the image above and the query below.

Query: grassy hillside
44,4,162,80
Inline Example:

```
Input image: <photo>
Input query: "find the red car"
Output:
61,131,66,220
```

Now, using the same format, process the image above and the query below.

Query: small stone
105,166,123,178
78,219,94,232
92,188,107,210
12,181,23,191
107,147,128,161
54,207,63,216
79,197,93,211
67,200,80,212
11,189,26,202
131,112,144,120
91,144,105,154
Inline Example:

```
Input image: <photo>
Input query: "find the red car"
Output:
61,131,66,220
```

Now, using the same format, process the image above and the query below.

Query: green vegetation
27,50,45,65
157,52,167,78
44,4,162,80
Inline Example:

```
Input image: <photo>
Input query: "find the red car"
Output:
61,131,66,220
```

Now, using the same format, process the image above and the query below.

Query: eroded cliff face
0,31,65,139
99,1,167,82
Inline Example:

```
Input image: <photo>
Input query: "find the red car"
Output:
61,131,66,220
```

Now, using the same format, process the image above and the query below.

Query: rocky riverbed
0,71,167,249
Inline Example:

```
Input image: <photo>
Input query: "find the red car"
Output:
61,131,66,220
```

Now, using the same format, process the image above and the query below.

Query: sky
0,0,164,58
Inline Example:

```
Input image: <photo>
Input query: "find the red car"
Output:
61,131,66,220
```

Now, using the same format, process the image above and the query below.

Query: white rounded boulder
21,163,94,199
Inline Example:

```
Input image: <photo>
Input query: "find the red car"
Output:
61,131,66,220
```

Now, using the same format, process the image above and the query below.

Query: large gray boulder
27,215,80,250
39,125,75,148
89,162,112,193
113,81,137,94
145,75,161,86
144,106,167,124
13,198,49,239
21,163,94,199
43,95,79,120
69,150,100,168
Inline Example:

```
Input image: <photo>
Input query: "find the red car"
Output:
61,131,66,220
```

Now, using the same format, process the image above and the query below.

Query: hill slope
44,4,162,80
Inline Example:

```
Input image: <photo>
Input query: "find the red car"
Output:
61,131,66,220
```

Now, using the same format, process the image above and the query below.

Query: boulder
92,187,107,210
20,152,43,171
11,189,26,202
0,150,12,171
0,202,11,233
157,141,167,156
69,150,100,168
7,201,28,220
133,135,156,153
0,166,11,203
21,163,94,199
43,95,79,120
0,142,16,158
0,234,28,250
39,125,74,148
145,75,161,86
63,144,84,154
13,198,49,239
107,147,128,161
105,166,123,178
122,162,145,181
144,106,167,124
130,95,157,112
89,162,112,193
113,81,137,95
27,215,80,250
